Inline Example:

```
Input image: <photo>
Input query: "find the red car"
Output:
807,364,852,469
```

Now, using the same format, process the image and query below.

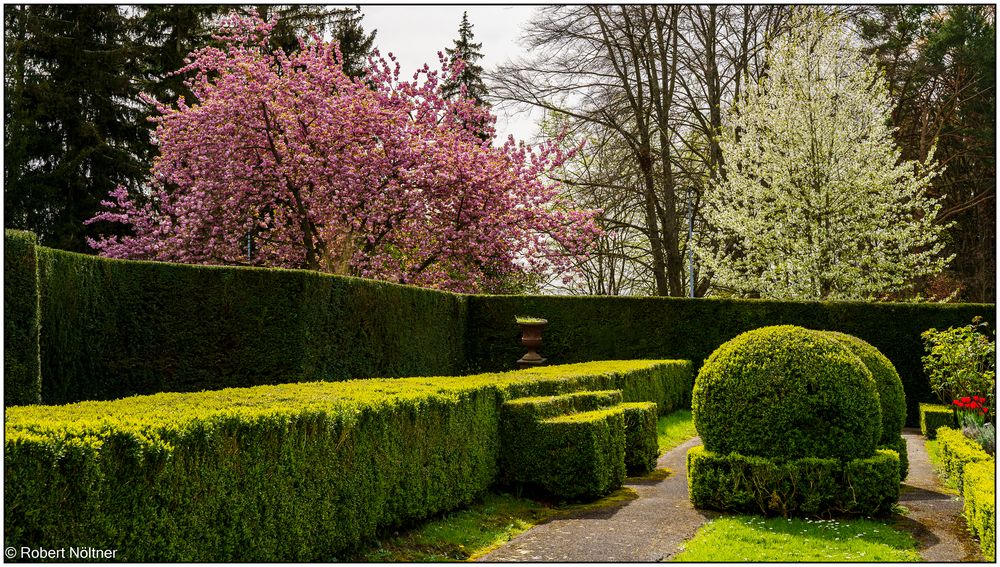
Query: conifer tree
443,11,488,106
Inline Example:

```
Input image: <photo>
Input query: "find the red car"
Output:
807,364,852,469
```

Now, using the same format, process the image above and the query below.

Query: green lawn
658,409,697,453
672,515,921,562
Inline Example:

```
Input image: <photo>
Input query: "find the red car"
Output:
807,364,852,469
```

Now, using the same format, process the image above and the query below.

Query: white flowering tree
699,9,951,301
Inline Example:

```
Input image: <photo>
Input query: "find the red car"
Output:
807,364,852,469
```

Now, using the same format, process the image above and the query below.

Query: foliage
515,316,547,324
657,409,697,453
4,5,150,253
620,402,659,475
962,459,996,562
962,422,995,457
922,318,996,414
466,294,992,426
442,11,488,107
919,403,957,439
533,408,628,501
857,6,996,303
3,230,41,405
35,244,468,404
691,325,881,461
934,426,992,492
86,12,599,293
671,515,921,562
686,446,901,517
4,360,686,560
824,331,907,444
497,392,661,497
879,435,910,482
701,8,949,300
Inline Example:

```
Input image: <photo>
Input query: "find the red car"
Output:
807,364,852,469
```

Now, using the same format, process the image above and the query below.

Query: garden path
896,428,982,562
482,428,983,562
479,436,716,562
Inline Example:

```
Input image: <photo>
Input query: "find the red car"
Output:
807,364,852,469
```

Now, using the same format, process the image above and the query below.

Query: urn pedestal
516,320,547,369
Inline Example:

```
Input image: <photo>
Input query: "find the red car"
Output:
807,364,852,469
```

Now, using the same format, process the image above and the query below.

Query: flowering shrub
922,317,995,418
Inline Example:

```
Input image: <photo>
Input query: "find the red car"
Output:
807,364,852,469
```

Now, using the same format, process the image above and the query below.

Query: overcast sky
360,5,543,144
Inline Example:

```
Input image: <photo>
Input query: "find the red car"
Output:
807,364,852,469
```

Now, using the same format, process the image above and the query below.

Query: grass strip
672,515,920,562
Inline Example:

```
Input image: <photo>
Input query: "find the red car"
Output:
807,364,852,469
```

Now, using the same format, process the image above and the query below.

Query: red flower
954,399,964,406
962,396,972,404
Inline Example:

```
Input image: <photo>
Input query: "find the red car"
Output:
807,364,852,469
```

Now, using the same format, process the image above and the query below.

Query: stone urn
516,317,548,369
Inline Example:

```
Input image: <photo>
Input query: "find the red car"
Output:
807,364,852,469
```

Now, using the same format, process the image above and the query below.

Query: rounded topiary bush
823,331,906,444
692,325,882,461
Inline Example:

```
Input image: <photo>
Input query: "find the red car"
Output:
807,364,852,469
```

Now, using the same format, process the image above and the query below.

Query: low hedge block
535,408,627,501
686,446,900,517
936,427,991,492
962,459,995,562
620,402,658,475
498,390,622,485
920,403,957,439
5,360,687,560
879,435,909,481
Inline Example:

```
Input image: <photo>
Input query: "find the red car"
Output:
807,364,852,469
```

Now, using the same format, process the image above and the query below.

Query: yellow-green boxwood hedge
936,426,992,492
686,446,901,517
4,360,690,561
962,459,995,562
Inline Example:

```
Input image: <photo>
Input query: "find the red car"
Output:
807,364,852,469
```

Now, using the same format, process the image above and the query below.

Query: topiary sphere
692,325,882,461
823,331,906,445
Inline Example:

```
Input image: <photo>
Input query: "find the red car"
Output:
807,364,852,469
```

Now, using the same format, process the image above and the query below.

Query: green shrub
826,331,906,444
534,408,627,501
692,325,881,461
465,295,992,426
922,318,995,413
35,246,468,404
620,402,658,475
4,230,41,406
936,427,991,492
4,360,686,560
920,403,957,439
497,390,622,485
962,459,995,561
686,445,900,517
878,434,909,481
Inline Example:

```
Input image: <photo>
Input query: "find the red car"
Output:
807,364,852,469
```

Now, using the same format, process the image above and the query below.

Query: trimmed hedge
35,246,468,404
962,460,995,562
621,402,659,475
879,434,910,482
936,427,992,492
692,326,882,461
686,445,900,517
535,408,628,500
466,295,993,425
4,360,688,560
920,403,957,439
4,230,42,406
826,331,907,444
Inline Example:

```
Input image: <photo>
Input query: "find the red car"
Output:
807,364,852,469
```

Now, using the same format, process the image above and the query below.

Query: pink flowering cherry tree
87,13,600,293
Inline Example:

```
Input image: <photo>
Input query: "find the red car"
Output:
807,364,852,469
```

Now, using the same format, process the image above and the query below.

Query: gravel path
479,436,715,562
896,428,983,562
481,428,984,562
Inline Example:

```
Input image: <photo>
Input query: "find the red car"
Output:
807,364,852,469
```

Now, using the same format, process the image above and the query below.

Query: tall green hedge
35,247,468,403
466,295,994,425
4,230,41,406
4,360,688,561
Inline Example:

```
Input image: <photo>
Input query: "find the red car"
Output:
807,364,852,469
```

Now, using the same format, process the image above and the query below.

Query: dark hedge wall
36,247,467,404
465,295,995,425
4,230,42,405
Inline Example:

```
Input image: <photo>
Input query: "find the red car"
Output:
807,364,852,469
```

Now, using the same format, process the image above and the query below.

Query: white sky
360,5,543,144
